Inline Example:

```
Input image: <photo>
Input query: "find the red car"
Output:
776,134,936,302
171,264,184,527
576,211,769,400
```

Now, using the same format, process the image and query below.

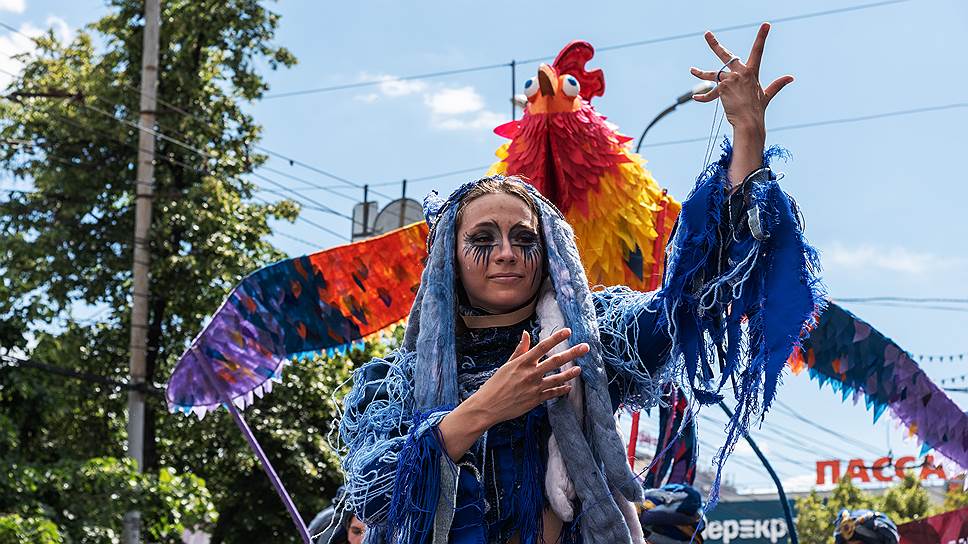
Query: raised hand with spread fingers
689,22,794,189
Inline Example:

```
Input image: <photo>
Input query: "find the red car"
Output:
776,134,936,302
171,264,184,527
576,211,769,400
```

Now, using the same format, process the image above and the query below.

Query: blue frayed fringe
385,407,455,543
594,286,669,411
339,349,456,531
654,138,825,509
517,409,546,544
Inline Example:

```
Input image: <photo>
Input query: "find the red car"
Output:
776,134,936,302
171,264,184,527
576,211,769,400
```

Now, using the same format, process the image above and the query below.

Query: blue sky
2,0,966,494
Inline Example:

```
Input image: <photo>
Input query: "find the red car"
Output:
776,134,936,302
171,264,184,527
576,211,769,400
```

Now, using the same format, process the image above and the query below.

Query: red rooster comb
552,41,605,102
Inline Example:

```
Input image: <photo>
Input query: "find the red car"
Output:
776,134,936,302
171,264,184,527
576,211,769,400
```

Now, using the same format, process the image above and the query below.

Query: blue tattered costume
338,143,823,544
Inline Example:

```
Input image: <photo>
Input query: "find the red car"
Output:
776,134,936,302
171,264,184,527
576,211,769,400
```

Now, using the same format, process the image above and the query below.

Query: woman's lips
488,273,524,283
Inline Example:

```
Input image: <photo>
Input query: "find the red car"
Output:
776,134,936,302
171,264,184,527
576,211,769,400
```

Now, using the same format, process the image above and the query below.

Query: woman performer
339,23,820,544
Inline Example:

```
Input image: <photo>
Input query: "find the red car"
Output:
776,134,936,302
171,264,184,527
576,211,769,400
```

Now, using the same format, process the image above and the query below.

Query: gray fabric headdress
403,176,644,542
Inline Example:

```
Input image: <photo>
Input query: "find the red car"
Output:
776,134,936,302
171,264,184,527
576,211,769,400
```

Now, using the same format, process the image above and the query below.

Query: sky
1,0,966,495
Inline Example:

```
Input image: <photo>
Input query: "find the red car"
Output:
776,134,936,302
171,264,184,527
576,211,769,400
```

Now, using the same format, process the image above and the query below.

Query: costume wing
166,223,428,418
790,301,968,469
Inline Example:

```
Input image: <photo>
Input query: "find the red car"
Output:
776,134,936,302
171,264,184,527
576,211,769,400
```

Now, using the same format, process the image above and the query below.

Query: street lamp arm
718,401,799,544
635,102,679,154
635,82,715,154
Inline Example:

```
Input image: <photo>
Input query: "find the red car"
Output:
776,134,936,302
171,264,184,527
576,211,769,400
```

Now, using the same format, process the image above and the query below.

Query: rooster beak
537,64,556,97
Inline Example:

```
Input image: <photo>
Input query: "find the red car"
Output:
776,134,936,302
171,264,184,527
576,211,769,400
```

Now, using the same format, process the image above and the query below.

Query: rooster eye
523,77,539,98
561,74,580,97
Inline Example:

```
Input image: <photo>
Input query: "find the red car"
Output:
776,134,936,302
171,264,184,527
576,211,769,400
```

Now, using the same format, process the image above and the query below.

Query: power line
262,0,909,99
260,164,494,193
254,145,393,200
836,297,968,304
262,63,512,100
276,101,968,195
701,412,850,462
0,354,165,396
252,195,349,242
249,171,354,221
526,0,910,62
0,54,385,207
1,97,337,245
257,164,360,203
0,0,917,203
643,103,968,148
834,295,968,316
3,5,930,204
773,400,888,458
701,409,889,468
837,300,968,314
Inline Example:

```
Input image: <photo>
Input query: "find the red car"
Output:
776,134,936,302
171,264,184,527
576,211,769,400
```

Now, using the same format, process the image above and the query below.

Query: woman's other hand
438,328,585,460
471,328,585,425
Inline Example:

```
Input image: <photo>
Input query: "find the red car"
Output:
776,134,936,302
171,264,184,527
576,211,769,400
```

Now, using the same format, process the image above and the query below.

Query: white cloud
433,109,505,131
424,86,484,116
733,439,770,457
46,16,72,43
0,23,40,88
0,19,73,88
374,74,426,97
780,472,820,492
353,92,379,103
0,0,26,14
354,72,505,132
822,241,963,275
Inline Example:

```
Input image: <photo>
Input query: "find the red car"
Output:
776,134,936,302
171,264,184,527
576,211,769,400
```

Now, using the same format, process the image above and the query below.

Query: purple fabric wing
799,301,968,469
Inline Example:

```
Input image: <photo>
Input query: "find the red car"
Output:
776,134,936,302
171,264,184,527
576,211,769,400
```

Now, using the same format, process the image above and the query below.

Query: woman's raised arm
689,22,794,190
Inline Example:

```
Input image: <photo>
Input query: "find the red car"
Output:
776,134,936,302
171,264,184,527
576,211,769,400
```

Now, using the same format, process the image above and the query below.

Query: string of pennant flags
938,374,968,386
909,352,967,363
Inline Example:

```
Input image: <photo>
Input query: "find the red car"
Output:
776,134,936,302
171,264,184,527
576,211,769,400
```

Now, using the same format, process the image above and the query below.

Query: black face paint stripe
519,241,542,268
462,232,496,267
462,224,543,268
464,243,495,267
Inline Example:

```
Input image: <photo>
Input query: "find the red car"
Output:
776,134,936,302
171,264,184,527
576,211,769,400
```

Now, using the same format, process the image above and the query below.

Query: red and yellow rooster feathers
488,41,679,291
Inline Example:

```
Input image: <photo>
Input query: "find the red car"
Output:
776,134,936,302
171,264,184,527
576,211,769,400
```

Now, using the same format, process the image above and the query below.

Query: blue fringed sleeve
594,140,823,507
339,349,454,542
594,286,670,411
653,139,825,506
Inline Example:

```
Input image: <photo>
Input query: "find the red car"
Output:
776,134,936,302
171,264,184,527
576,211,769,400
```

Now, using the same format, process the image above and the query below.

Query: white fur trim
537,282,584,522
614,485,646,544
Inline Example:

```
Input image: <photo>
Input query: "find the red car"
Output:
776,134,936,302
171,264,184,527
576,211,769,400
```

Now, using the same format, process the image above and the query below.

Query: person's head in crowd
346,515,366,544
833,509,899,544
638,483,706,544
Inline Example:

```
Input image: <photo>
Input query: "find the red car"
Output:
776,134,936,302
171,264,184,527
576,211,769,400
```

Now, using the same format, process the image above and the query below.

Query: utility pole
124,0,160,542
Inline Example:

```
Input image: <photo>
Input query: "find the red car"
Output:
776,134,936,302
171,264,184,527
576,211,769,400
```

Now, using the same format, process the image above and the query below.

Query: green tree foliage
942,481,968,512
0,457,215,543
794,475,945,543
879,473,932,524
790,490,830,544
0,0,375,541
0,513,63,544
162,342,393,543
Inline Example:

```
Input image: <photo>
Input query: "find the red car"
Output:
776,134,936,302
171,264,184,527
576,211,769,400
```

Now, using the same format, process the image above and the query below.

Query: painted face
456,192,543,314
347,515,365,544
